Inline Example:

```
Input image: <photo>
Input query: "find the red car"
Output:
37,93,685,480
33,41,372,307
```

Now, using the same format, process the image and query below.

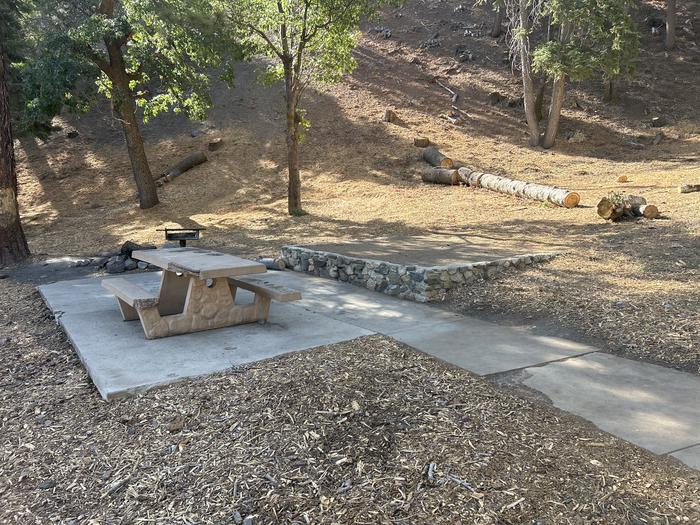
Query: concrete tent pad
522,352,700,454
389,320,595,375
39,273,372,400
299,233,567,267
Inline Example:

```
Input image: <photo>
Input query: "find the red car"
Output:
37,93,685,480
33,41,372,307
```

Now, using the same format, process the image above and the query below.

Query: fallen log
457,167,579,208
680,183,700,193
422,146,454,168
414,137,431,148
259,257,286,270
158,152,208,183
422,167,459,185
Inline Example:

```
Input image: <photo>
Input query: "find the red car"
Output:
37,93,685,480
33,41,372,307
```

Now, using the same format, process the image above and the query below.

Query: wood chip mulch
1,281,699,524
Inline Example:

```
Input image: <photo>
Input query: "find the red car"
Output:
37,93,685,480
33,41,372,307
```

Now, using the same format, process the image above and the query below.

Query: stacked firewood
596,193,660,221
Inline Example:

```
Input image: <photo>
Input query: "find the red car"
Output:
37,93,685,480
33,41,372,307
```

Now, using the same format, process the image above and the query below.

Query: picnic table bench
101,247,300,339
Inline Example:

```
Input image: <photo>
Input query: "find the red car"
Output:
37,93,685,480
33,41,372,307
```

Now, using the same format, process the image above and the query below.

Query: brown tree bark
534,80,546,121
284,68,302,215
542,23,573,149
542,74,566,149
666,0,676,49
97,0,159,209
491,4,504,38
602,78,619,102
0,34,30,267
518,0,540,146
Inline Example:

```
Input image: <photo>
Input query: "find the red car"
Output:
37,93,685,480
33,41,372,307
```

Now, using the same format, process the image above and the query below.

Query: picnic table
101,247,301,339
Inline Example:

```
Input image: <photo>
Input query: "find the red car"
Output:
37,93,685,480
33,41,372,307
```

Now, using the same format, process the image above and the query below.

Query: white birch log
458,168,580,208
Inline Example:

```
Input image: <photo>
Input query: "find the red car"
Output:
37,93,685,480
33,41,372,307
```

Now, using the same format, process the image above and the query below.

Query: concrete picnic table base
120,272,271,339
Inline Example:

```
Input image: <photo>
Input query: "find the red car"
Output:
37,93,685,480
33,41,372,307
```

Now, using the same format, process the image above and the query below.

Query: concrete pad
522,353,700,454
299,233,566,266
39,273,372,400
390,319,595,375
258,270,465,333
670,445,700,470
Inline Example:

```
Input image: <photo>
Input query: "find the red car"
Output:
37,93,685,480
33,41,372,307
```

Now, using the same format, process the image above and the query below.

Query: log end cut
638,204,659,219
563,192,581,209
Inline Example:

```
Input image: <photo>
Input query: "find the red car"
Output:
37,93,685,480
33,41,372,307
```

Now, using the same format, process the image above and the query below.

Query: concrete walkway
39,270,699,470
260,271,700,471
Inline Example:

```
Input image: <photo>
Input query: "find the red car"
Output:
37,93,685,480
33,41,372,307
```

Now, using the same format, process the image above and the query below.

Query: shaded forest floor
1,279,699,523
11,0,700,374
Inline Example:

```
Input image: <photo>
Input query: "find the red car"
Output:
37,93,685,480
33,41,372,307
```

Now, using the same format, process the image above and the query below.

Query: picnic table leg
158,270,189,315
116,298,139,321
134,276,273,339
253,294,272,323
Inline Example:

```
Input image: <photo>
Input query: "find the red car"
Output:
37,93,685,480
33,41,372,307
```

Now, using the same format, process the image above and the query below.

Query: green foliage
229,0,398,92
532,0,639,83
20,0,241,131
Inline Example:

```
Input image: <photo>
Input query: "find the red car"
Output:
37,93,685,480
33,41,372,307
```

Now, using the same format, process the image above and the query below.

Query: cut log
422,167,459,185
637,204,660,219
158,152,208,183
259,257,286,270
468,171,579,208
680,183,700,193
422,146,454,168
623,195,660,219
597,194,659,221
414,137,431,148
597,197,625,221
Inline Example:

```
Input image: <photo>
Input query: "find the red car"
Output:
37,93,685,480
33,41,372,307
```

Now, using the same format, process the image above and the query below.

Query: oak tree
23,0,230,208
223,0,398,215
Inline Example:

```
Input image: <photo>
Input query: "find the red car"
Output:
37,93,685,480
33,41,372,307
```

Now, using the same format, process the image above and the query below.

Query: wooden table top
133,247,267,279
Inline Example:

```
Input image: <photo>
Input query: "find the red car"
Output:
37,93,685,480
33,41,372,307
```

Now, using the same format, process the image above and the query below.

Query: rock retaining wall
281,245,559,302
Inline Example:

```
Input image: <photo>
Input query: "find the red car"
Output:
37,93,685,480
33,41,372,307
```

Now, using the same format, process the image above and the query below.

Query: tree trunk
542,74,566,149
112,79,159,209
0,35,30,267
491,4,504,38
518,0,540,146
284,74,302,215
666,0,676,50
603,77,619,102
542,23,572,149
102,30,159,209
534,81,546,121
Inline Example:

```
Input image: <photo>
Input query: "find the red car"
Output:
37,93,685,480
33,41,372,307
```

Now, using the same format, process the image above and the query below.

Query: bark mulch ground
1,280,699,524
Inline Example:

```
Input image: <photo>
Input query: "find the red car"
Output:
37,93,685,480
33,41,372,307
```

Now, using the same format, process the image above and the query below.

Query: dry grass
11,0,700,374
1,279,699,524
